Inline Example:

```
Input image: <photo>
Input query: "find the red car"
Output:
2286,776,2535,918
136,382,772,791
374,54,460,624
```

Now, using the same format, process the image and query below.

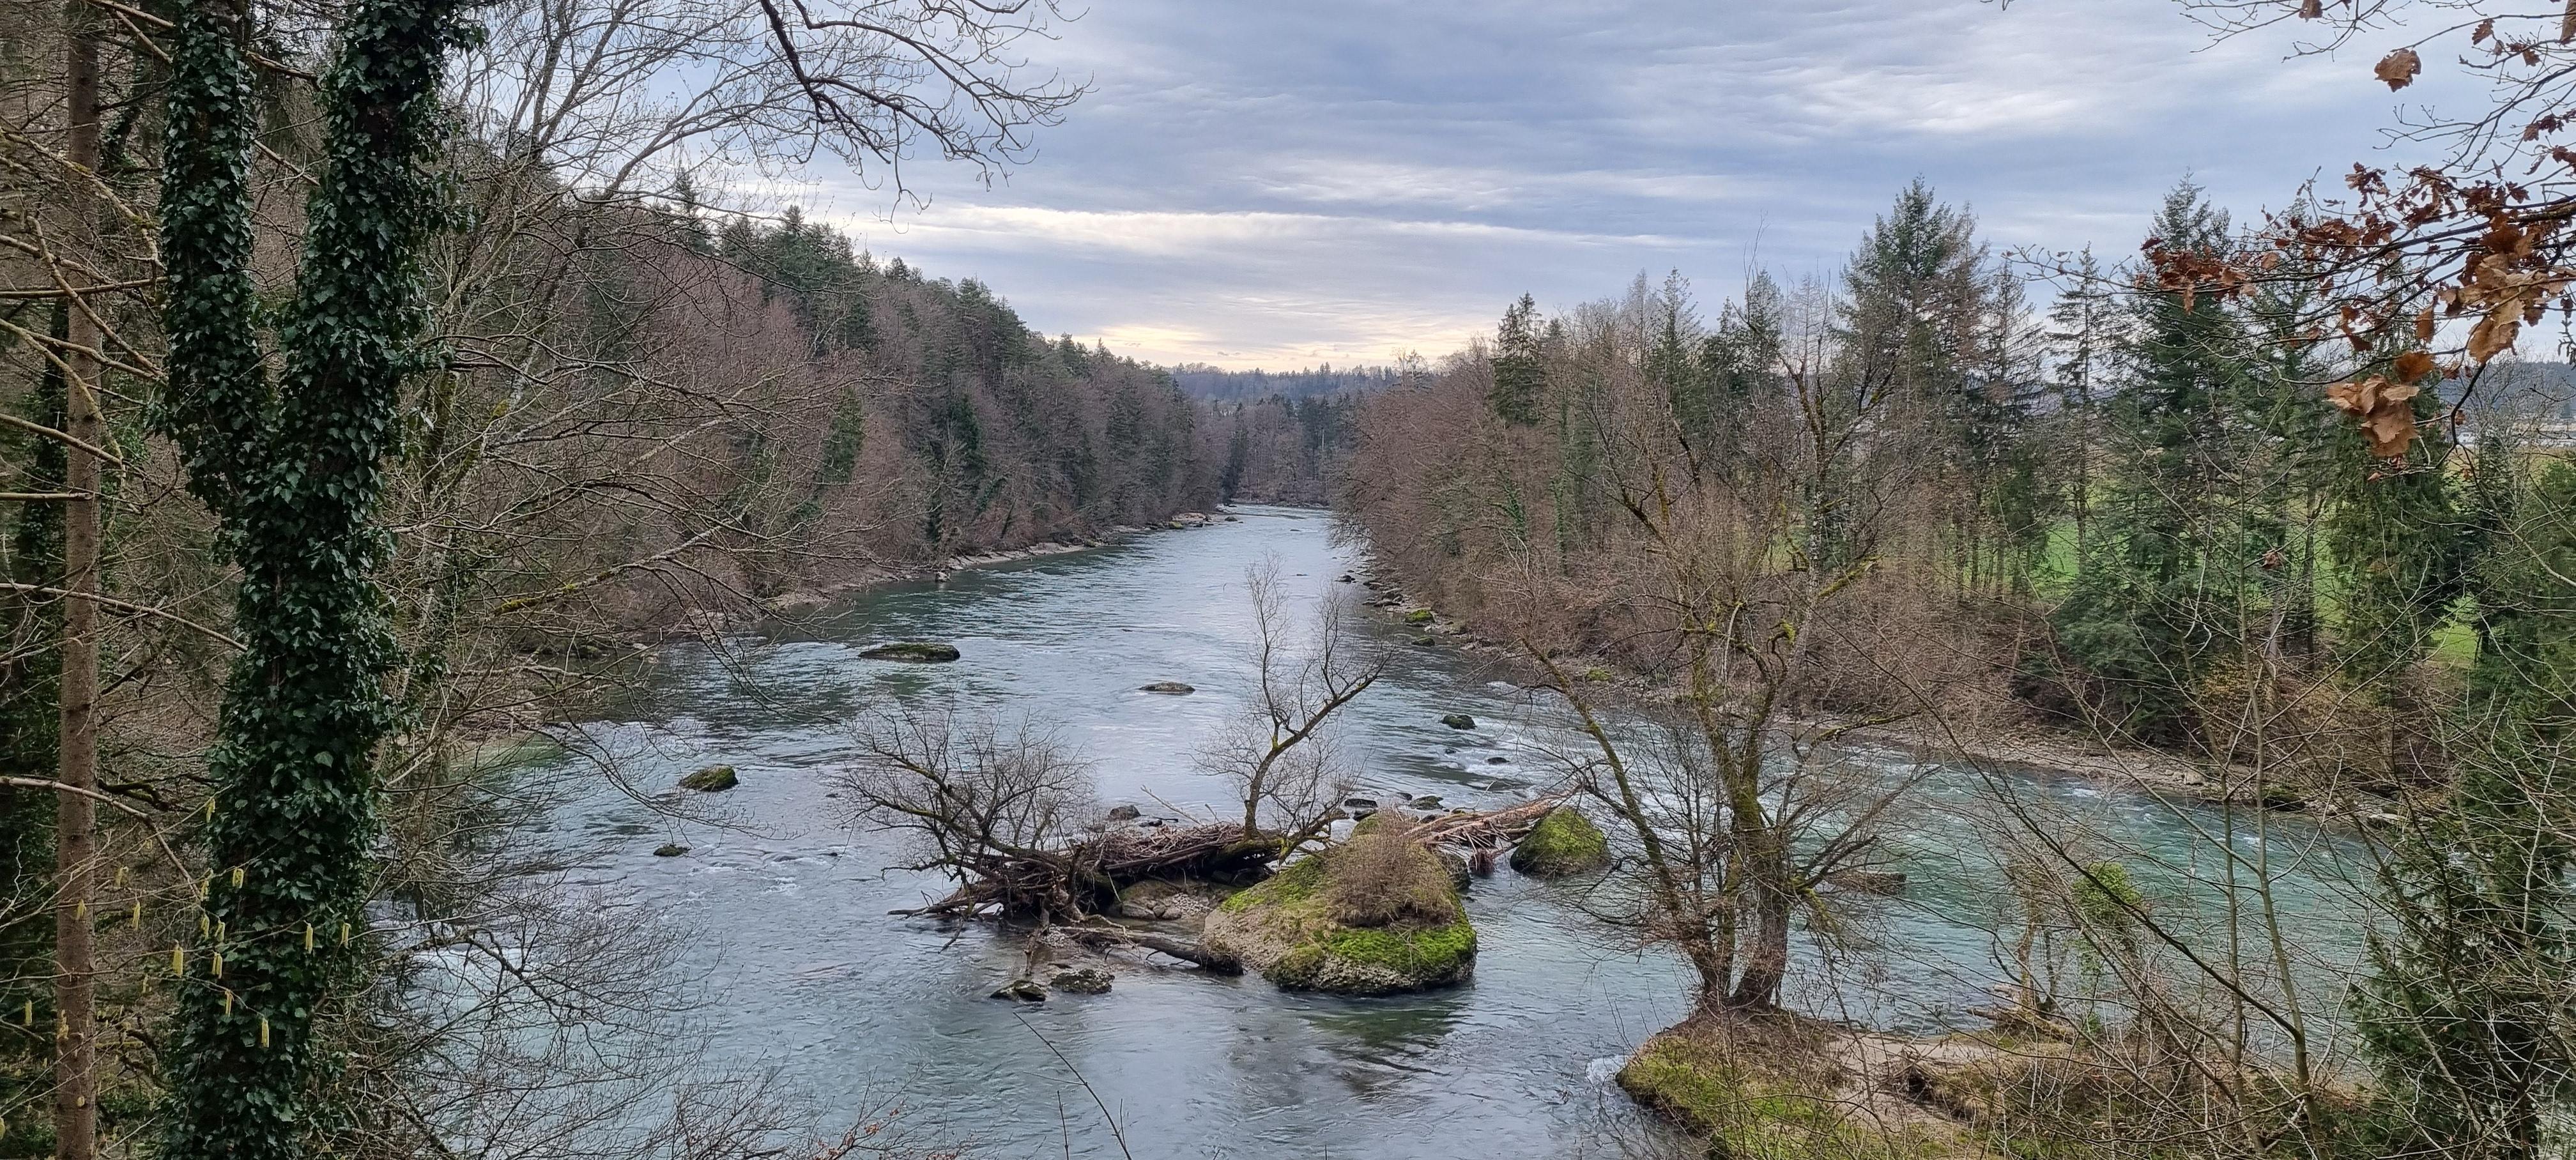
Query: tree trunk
52,8,102,1157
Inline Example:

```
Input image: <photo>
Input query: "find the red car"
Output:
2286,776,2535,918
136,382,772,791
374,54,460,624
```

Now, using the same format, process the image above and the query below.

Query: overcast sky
804,0,2451,370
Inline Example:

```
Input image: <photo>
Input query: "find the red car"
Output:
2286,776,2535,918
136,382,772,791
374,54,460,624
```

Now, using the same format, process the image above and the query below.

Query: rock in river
678,765,737,793
1824,870,1907,895
859,641,961,663
990,978,1048,1002
1050,967,1114,995
1510,807,1611,878
1200,830,1477,995
1440,714,1476,729
1139,681,1196,694
653,843,689,857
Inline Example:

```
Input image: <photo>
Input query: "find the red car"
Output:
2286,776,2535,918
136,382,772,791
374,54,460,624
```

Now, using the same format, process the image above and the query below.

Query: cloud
795,0,2464,368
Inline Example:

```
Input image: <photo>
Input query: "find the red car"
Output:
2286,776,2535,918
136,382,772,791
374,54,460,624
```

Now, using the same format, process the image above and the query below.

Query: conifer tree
1489,294,1544,426
2050,185,2266,742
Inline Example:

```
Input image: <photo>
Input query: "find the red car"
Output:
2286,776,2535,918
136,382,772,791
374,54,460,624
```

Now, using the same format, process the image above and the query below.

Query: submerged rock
1049,967,1114,995
678,765,738,793
653,843,689,857
1510,807,1611,877
1440,714,1476,730
990,979,1048,1002
1825,870,1908,895
1139,681,1196,694
1200,832,1477,995
859,641,961,663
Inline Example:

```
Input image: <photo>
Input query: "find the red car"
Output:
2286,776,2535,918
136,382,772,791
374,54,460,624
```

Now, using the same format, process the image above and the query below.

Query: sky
801,0,2459,370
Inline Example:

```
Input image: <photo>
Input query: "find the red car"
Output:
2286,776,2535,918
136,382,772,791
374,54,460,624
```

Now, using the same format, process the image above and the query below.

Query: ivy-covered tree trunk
156,0,472,1155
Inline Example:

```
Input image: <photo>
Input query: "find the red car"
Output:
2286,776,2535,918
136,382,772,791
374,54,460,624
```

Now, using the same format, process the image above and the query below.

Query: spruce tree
2050,185,2265,743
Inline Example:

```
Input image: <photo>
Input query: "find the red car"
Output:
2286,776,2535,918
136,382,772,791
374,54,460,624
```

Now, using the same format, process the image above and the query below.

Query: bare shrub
1326,822,1456,929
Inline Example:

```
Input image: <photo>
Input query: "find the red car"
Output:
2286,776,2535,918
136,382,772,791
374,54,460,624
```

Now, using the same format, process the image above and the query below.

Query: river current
498,505,2368,1159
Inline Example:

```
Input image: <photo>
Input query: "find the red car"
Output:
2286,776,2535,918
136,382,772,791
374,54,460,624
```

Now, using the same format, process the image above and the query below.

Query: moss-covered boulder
1200,832,1476,995
678,765,737,793
859,641,960,663
1510,806,1610,877
1439,713,1476,729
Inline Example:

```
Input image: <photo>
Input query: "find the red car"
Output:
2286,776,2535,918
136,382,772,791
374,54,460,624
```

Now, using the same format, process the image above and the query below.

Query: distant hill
1169,363,1402,402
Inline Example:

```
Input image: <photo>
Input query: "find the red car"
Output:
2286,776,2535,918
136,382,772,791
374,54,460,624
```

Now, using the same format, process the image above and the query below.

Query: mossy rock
1440,713,1476,729
653,843,689,857
678,765,737,793
860,641,961,663
1202,839,1476,995
1404,609,1435,624
1510,806,1610,877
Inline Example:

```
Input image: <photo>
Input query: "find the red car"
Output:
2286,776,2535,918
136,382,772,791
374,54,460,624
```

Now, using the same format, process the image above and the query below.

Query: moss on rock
678,764,737,792
1618,1021,1953,1159
1510,806,1610,877
1202,834,1476,995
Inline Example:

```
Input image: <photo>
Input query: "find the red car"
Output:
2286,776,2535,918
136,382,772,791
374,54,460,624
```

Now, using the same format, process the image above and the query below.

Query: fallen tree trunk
1062,924,1243,973
892,821,1284,921
1409,795,1565,848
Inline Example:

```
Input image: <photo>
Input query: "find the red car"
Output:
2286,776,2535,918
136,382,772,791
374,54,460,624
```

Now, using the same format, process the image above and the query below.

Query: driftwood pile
894,821,1280,920
894,795,1572,924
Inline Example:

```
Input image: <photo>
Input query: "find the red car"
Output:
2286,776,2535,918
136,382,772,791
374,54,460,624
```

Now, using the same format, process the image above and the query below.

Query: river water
500,506,2371,1159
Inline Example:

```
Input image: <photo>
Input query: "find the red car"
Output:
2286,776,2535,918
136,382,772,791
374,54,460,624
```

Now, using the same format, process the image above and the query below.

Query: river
495,505,2370,1159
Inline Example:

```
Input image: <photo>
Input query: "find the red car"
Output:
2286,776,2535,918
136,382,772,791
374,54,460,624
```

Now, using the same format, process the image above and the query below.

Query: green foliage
2355,728,2575,1160
2048,185,2276,744
154,0,479,1156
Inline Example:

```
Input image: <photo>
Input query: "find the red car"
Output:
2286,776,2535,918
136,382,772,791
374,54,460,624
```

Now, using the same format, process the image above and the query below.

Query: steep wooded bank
0,0,1214,1150
1342,181,2575,798
1336,179,2576,1158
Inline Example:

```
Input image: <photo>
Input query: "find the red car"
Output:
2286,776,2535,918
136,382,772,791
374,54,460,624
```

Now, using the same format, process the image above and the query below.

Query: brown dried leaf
2469,309,2522,362
2393,350,2435,381
2415,305,2436,342
2365,407,2419,457
2376,47,2421,89
2299,0,2322,17
2563,0,2575,43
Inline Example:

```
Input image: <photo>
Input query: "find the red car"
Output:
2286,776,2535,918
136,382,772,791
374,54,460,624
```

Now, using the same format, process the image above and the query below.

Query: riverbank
1349,561,2375,820
735,511,1233,628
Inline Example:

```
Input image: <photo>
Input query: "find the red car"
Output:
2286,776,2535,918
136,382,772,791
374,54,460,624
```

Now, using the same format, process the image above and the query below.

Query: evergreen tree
1489,294,1544,425
2049,185,2267,743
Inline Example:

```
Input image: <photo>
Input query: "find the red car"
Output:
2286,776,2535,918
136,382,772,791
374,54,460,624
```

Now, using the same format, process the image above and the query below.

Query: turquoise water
500,506,2371,1157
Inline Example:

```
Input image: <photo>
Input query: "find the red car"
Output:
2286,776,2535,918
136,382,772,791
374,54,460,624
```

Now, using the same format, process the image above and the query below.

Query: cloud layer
804,0,2451,369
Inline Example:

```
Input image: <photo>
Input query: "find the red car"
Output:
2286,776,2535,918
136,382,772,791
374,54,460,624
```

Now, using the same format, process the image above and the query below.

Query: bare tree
1199,554,1387,844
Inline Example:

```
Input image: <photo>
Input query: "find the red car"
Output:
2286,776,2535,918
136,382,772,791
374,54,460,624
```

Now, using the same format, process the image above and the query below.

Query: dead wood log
1062,924,1243,973
1408,795,1565,848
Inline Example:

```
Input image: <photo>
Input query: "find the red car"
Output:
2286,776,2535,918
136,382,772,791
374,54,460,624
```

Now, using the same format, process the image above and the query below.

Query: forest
1,0,2574,1158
